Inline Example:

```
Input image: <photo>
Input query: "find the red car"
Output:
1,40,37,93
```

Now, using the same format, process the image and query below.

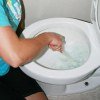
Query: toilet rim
21,18,100,83
23,18,90,38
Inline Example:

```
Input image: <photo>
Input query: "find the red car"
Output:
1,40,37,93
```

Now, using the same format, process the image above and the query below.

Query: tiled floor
47,86,100,100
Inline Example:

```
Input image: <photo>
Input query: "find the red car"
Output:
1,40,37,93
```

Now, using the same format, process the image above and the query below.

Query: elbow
10,61,22,68
9,59,23,68
2,50,28,68
7,55,24,68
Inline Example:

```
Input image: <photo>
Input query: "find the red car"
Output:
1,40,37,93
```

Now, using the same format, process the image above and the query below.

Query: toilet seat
20,18,100,84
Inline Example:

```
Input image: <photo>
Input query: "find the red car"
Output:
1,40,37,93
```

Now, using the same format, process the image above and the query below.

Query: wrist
40,32,53,43
36,32,51,46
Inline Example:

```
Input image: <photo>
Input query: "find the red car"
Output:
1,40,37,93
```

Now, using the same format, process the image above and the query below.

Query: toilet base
37,68,100,96
37,76,100,96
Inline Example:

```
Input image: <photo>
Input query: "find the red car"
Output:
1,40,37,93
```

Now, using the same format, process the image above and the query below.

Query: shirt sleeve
0,3,11,27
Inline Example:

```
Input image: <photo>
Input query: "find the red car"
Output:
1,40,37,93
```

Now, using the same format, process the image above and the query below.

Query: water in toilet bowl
29,26,90,70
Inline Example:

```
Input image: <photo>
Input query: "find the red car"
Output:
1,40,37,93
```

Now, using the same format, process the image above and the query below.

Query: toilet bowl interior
28,22,91,70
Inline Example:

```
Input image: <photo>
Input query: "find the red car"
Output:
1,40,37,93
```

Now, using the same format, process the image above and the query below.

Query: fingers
46,32,65,52
49,44,63,52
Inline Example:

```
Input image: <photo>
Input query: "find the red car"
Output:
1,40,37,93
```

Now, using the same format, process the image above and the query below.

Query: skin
25,92,48,100
0,26,63,100
0,26,63,67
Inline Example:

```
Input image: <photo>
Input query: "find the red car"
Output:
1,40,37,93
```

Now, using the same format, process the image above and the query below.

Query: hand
43,32,63,52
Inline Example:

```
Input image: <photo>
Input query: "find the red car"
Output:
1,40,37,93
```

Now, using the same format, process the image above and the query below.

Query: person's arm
0,26,63,68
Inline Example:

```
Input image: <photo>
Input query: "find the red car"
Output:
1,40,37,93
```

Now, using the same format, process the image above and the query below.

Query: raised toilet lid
92,0,100,32
97,0,100,32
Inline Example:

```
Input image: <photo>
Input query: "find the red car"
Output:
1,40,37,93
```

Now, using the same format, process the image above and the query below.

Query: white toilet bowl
20,18,100,84
20,0,100,95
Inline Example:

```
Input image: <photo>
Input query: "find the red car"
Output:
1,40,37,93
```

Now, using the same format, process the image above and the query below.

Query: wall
23,0,92,27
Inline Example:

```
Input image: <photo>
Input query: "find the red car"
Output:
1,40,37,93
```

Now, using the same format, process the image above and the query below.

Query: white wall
23,0,92,26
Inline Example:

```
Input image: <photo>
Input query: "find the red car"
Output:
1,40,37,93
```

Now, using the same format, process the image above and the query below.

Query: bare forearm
18,33,49,64
0,27,50,67
0,26,62,67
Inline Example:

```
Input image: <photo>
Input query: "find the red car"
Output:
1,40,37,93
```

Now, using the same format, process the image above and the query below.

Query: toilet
20,0,100,95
